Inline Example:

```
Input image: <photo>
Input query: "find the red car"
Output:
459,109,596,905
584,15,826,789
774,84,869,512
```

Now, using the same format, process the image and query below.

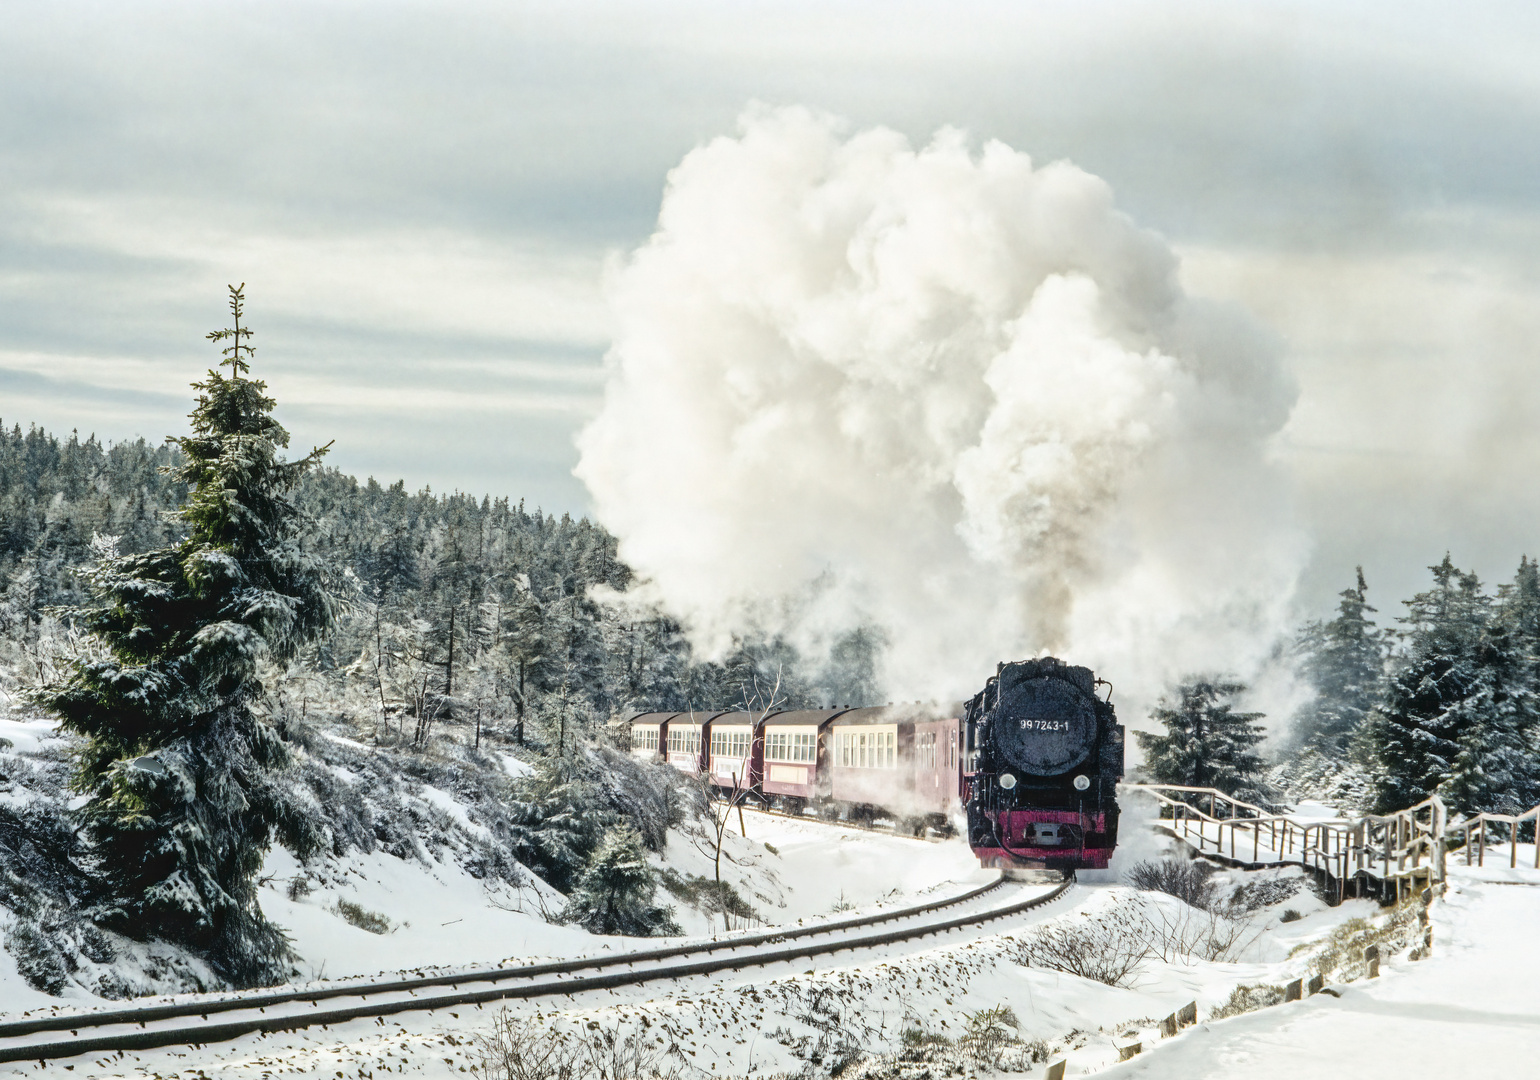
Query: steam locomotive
964,657,1124,871
626,656,1123,873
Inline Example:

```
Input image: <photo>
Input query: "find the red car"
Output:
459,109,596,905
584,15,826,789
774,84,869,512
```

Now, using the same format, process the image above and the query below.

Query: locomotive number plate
1019,719,1069,731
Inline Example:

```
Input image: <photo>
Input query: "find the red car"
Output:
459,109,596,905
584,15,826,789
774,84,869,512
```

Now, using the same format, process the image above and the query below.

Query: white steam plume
576,105,1305,710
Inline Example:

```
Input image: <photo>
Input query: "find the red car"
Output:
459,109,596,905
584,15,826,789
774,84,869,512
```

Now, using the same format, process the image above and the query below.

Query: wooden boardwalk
1122,784,1540,903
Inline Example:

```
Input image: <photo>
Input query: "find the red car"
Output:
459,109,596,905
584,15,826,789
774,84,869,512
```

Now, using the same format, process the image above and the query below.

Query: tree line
1140,557,1540,818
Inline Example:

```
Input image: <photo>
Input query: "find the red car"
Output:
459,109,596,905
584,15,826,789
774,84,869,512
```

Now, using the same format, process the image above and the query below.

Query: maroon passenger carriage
627,701,966,835
826,704,962,833
759,708,844,811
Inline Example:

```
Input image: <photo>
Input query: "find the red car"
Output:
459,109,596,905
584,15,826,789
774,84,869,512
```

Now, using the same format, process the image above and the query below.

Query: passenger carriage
627,711,673,761
827,703,963,833
706,710,762,794
664,709,722,774
760,708,852,812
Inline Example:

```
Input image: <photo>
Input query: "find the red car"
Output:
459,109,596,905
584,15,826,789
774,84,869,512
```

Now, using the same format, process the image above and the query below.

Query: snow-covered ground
6,710,1539,1080
6,816,1508,1080
1109,867,1540,1078
253,805,988,984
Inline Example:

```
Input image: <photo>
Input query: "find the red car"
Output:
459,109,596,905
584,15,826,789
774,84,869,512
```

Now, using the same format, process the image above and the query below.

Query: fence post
1433,805,1441,872
1478,819,1485,866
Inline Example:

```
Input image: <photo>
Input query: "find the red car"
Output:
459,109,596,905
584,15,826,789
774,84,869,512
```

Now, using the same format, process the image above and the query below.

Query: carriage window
917,731,938,770
668,728,701,754
834,730,896,769
766,730,816,763
712,730,750,758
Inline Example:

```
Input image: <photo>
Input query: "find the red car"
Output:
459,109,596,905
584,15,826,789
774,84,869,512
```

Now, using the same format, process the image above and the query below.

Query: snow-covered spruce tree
1367,556,1493,813
1378,557,1540,815
1291,567,1387,755
1137,678,1267,801
36,285,333,987
560,824,679,936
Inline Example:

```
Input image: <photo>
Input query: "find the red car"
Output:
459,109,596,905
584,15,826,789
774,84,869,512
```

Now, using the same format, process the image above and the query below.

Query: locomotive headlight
1073,774,1091,791
998,772,1018,790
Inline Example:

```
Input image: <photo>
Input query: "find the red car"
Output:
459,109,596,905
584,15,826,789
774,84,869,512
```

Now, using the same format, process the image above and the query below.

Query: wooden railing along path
1120,783,1450,904
1124,783,1540,903
1449,803,1540,870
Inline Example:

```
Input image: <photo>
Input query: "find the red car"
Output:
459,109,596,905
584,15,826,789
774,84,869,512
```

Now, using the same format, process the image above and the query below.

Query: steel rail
0,877,1072,1064
0,872,1010,1045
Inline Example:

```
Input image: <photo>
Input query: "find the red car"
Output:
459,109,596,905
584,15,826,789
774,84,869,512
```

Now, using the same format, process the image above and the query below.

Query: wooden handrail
1120,783,1449,900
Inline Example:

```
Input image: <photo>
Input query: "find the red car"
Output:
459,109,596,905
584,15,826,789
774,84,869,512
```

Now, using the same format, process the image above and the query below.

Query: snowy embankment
8,709,1537,1080
1108,867,1540,1078
256,806,986,985
0,800,1481,1080
0,705,984,1011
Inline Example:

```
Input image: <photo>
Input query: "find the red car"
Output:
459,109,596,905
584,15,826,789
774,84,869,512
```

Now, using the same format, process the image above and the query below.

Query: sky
5,0,1540,622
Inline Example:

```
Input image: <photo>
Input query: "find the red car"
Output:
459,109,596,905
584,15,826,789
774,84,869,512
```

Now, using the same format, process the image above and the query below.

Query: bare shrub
1210,983,1285,1020
899,1025,950,1052
1292,901,1421,981
583,1028,680,1080
334,898,393,934
472,1013,586,1080
1125,859,1218,911
472,1013,679,1080
766,983,881,1078
1139,900,1263,963
884,1010,1048,1077
960,1005,1019,1064
656,868,758,930
1015,910,1149,987
1226,874,1302,913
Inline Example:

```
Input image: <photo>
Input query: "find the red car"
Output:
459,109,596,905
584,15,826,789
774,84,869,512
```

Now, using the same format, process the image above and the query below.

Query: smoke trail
576,105,1304,707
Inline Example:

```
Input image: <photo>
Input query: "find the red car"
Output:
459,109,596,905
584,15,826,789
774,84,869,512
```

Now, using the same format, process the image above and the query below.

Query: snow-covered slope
1106,867,1540,1078
0,706,986,1007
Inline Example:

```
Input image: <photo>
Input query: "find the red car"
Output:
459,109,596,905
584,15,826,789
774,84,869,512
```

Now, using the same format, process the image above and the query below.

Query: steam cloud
576,106,1305,708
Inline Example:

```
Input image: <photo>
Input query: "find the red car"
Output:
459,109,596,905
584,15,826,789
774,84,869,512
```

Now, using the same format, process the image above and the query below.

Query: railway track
0,874,1074,1065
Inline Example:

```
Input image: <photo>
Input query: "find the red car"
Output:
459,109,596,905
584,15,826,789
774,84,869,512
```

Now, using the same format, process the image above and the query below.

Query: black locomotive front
965,657,1123,871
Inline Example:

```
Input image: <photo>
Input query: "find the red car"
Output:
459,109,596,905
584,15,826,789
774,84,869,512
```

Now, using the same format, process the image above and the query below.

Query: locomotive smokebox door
993,664,1097,776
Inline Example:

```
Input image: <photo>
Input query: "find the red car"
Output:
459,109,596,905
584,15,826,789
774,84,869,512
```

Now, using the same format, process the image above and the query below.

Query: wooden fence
1448,804,1540,869
1120,784,1448,903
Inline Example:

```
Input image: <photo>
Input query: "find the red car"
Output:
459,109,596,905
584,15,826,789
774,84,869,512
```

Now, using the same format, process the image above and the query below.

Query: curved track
0,874,1074,1064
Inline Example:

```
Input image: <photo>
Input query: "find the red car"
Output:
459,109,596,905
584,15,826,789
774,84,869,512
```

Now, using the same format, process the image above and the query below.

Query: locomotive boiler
965,656,1123,872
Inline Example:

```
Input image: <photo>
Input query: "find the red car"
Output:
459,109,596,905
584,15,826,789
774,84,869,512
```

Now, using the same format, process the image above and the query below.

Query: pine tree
37,285,333,986
1368,556,1491,812
559,824,679,937
1137,678,1267,800
1292,567,1387,755
1440,559,1540,814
